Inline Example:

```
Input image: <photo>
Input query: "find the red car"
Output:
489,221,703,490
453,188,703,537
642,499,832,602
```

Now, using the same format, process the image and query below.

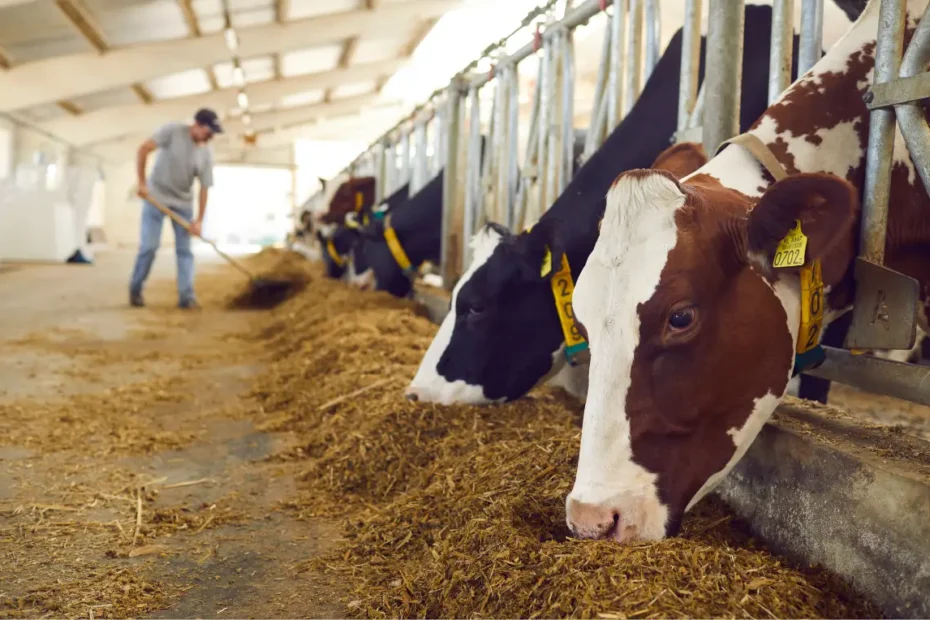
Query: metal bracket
844,257,920,351
866,72,930,108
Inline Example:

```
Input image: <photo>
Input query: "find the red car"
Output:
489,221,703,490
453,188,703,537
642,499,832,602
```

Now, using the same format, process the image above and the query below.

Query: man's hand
136,183,149,199
189,220,202,237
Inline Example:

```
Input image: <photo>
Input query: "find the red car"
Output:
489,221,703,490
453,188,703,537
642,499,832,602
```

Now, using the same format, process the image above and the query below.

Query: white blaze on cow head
566,168,859,542
407,224,512,405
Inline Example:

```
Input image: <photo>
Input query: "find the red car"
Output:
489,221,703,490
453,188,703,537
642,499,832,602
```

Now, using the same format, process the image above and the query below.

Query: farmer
129,108,222,309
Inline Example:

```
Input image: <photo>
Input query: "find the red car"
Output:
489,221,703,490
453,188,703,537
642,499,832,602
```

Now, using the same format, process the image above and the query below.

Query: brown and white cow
565,0,930,542
318,176,377,226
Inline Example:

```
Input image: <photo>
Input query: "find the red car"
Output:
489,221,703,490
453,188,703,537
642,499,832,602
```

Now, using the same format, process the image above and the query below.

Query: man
129,108,221,309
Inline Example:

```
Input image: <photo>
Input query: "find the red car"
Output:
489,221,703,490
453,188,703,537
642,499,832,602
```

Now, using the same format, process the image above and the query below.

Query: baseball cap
194,108,224,134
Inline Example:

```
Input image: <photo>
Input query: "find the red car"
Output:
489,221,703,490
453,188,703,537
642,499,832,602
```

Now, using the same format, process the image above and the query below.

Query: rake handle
143,193,257,281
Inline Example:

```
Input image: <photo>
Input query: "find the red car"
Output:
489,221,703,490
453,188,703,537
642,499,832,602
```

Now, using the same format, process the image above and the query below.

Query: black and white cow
318,183,411,281
352,132,589,299
406,3,858,405
352,170,447,298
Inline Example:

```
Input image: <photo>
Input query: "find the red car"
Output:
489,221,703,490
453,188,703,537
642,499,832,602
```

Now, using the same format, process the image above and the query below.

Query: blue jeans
129,200,195,303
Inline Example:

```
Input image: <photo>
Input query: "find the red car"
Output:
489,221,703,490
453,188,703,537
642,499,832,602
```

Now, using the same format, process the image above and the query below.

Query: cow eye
468,305,485,317
668,307,696,331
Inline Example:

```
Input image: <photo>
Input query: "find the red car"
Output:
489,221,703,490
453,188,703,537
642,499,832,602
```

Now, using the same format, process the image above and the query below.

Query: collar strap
383,214,417,275
326,238,346,267
715,133,788,181
719,134,825,376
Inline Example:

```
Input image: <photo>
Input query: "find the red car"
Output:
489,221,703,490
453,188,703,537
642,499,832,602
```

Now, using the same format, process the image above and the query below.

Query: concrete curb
414,286,930,618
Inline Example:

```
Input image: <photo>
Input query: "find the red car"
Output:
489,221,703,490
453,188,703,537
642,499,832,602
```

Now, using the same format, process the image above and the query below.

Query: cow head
322,176,377,225
406,144,710,406
407,221,570,404
565,169,859,542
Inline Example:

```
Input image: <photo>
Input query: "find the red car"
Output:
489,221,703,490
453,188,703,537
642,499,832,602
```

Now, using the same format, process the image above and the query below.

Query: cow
318,176,377,226
406,2,840,406
318,183,411,281
351,170,447,298
564,0,930,543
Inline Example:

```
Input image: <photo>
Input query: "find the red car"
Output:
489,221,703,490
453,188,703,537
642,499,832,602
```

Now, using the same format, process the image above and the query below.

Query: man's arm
136,138,157,197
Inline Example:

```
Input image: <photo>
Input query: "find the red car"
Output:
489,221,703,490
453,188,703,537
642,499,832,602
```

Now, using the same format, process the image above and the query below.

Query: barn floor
1,248,928,618
0,250,346,618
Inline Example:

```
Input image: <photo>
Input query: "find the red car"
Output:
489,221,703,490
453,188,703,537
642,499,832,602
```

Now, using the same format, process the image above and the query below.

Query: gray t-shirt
147,122,214,209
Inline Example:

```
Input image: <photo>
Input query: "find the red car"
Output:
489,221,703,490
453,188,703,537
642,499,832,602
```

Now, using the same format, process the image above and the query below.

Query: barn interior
0,0,928,618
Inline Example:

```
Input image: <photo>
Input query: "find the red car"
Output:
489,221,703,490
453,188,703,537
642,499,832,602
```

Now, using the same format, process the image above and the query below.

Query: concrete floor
0,249,345,618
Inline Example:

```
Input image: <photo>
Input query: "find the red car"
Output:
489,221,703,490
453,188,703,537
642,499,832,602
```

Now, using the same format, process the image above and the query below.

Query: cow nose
566,497,621,540
404,388,420,402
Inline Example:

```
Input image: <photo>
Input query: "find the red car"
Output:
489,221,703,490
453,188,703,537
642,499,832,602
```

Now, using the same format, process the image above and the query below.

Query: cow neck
383,190,442,274
716,133,827,376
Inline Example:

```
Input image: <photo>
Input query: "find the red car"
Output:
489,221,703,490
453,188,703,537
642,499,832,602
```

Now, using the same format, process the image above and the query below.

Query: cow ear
746,173,859,274
524,218,566,281
651,142,708,178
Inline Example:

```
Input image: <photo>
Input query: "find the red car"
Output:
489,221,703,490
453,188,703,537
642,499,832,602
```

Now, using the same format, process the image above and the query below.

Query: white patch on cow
753,116,865,181
567,172,684,542
349,268,375,290
687,140,767,198
406,226,507,405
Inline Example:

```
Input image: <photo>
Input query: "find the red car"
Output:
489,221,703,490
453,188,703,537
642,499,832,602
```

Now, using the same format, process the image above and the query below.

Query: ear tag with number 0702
773,219,808,268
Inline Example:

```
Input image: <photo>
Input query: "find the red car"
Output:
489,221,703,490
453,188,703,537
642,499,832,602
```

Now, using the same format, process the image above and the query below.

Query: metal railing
307,0,930,409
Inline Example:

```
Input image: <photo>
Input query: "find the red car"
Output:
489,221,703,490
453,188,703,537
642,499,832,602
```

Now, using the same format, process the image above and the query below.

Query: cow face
406,222,567,405
565,169,858,543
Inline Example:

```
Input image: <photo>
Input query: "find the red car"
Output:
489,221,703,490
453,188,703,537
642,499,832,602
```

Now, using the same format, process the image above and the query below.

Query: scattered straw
238,250,881,619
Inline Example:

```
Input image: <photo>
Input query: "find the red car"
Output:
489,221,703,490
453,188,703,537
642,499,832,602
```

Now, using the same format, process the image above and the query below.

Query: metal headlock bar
306,0,930,408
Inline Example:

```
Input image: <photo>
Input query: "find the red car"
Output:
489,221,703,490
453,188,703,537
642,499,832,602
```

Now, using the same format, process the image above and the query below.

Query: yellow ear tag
773,219,808,268
540,247,553,277
355,191,364,210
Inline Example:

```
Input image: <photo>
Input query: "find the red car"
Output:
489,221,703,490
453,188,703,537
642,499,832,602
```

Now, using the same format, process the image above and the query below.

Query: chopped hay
240,250,881,619
224,248,314,310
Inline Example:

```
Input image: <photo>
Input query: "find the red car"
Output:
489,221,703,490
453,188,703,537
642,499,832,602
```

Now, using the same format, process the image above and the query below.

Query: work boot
130,292,145,307
179,298,201,310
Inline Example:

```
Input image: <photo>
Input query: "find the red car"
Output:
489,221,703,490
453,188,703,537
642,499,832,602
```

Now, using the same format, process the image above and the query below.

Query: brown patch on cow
321,176,377,225
623,177,794,519
651,142,709,179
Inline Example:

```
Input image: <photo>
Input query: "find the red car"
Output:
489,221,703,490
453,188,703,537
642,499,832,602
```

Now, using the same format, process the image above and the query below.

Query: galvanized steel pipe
798,0,824,75
677,0,702,132
560,28,576,196
702,0,745,156
441,80,464,290
624,0,644,116
644,0,661,81
894,1,930,218
608,0,626,130
506,64,521,230
768,0,795,104
861,0,906,264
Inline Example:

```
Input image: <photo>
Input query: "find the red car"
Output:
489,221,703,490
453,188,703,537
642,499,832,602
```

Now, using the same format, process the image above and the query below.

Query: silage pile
242,249,880,618
221,246,315,310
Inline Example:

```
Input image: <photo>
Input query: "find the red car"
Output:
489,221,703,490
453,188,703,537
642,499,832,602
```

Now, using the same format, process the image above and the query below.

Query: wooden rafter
402,17,438,58
57,100,83,115
56,0,154,105
177,0,201,36
273,0,289,80
176,0,221,90
324,36,360,103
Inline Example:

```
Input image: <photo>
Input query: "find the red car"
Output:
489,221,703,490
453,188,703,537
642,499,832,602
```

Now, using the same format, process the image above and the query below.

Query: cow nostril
612,512,620,525
405,391,419,402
